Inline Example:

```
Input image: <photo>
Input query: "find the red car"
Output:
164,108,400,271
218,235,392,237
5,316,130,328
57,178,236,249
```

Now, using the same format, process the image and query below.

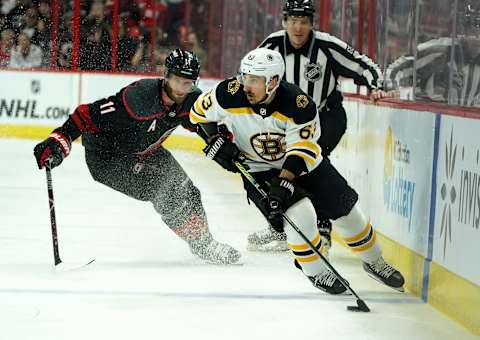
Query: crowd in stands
0,0,208,75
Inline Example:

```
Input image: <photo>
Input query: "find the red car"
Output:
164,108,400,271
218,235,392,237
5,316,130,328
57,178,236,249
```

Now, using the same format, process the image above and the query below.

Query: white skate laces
313,270,337,287
369,257,396,278
363,256,405,291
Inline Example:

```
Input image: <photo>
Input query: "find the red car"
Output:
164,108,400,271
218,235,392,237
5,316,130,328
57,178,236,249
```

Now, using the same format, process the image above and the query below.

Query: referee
247,0,392,253
386,3,480,106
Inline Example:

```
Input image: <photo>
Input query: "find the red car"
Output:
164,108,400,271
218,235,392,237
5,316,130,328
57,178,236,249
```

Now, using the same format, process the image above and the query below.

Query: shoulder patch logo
228,79,240,95
296,95,309,108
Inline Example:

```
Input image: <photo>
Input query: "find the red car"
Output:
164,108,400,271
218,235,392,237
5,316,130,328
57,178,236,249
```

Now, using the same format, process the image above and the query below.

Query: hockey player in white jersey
249,0,393,254
190,48,405,294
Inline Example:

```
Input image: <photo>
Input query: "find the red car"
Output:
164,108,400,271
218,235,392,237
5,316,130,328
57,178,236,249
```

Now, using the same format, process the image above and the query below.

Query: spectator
33,1,51,65
1,0,17,16
21,7,37,38
3,0,32,32
164,0,185,46
187,31,206,75
154,47,169,75
79,24,111,70
57,41,72,69
36,0,51,43
117,19,144,71
9,30,42,68
81,1,109,42
0,28,15,66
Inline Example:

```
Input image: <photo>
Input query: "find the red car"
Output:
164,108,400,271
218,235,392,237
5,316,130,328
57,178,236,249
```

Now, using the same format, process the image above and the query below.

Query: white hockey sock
334,203,381,263
284,198,326,276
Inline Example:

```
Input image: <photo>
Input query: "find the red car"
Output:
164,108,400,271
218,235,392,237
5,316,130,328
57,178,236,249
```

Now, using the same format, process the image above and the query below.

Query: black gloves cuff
283,155,307,177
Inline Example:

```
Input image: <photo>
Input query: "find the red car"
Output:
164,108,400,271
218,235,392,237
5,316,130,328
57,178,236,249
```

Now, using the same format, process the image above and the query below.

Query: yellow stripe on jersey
288,233,321,250
190,110,209,123
271,111,290,122
288,141,321,156
194,101,207,117
225,107,256,115
286,150,316,165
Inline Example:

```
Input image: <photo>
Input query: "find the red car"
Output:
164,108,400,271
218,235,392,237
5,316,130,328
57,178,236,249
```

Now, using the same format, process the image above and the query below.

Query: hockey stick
45,164,95,270
235,161,370,312
45,164,62,266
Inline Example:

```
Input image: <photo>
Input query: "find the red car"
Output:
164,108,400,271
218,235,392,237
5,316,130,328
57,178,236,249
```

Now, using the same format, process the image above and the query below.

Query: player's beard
164,81,188,104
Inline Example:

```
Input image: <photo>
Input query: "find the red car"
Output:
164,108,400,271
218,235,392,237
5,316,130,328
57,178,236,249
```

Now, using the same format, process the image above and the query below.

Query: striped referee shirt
259,30,383,110
386,37,480,107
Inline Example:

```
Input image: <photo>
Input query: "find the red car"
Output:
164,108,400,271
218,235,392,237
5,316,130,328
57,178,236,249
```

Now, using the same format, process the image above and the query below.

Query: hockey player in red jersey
33,49,241,265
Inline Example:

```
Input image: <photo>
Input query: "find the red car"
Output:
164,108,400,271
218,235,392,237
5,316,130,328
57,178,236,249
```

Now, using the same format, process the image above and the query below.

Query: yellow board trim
0,124,56,140
288,233,321,251
163,135,205,152
0,124,206,153
333,230,480,335
428,262,480,336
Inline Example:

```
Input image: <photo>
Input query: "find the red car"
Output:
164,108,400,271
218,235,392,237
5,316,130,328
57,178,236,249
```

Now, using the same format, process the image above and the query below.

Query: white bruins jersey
260,30,383,110
190,78,322,174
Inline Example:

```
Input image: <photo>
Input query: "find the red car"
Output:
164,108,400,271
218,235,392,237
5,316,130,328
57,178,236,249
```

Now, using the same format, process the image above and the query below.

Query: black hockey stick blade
347,299,370,312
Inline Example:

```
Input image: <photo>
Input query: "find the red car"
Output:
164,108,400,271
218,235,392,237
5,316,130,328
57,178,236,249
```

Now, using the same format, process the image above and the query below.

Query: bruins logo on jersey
296,95,309,108
227,79,240,95
250,133,286,162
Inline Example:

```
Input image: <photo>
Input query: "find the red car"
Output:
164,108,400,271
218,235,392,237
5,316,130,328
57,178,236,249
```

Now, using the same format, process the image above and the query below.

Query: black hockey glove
267,177,295,232
203,134,242,173
34,130,72,169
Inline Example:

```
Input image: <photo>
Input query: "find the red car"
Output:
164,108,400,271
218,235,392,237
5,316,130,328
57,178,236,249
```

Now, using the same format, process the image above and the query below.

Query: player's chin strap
234,161,370,313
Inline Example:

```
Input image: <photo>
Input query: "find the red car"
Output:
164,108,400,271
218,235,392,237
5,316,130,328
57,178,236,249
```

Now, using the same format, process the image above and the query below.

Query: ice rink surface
0,139,476,340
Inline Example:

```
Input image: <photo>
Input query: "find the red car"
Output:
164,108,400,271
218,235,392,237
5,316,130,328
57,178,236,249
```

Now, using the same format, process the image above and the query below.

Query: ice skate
363,256,405,292
308,268,348,295
246,225,289,252
191,238,241,265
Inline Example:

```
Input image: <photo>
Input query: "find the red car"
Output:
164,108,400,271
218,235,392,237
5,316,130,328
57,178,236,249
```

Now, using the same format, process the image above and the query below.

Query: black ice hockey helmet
283,0,315,20
165,49,200,80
